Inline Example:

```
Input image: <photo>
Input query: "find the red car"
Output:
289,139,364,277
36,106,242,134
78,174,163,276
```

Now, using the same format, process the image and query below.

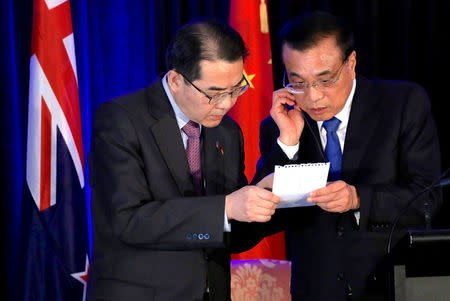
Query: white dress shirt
278,79,360,224
162,74,231,231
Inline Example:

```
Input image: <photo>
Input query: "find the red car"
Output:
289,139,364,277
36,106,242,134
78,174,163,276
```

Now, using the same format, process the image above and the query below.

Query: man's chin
201,116,223,128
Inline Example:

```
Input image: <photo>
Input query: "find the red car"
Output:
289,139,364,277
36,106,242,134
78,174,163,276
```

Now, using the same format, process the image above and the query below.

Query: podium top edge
408,229,450,245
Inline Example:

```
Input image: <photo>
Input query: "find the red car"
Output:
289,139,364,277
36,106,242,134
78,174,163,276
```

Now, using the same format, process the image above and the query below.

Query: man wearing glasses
87,20,280,301
253,11,441,301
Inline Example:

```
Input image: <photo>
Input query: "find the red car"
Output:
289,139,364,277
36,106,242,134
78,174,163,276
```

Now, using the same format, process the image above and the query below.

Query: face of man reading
282,36,356,121
170,59,245,128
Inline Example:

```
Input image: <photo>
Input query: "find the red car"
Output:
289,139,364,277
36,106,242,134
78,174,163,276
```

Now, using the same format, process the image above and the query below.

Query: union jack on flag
21,0,89,300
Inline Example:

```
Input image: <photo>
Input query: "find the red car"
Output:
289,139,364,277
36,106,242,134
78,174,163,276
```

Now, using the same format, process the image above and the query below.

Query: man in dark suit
253,11,442,301
87,20,280,301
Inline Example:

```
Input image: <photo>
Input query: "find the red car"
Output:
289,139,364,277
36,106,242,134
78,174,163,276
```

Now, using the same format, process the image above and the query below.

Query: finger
288,109,305,123
318,200,344,211
311,181,345,197
288,105,304,113
317,204,342,213
308,192,338,204
253,198,280,211
256,173,275,189
314,190,354,212
251,214,272,223
317,200,350,213
269,193,281,204
273,89,296,99
273,98,296,109
243,206,274,222
273,92,296,105
293,103,304,111
254,187,281,204
310,186,331,197
252,206,276,217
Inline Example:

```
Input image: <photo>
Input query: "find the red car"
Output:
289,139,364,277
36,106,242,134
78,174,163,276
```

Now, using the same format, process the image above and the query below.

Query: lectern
388,229,450,301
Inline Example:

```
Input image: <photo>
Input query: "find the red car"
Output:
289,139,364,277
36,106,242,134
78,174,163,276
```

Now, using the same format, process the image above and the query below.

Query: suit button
337,225,344,237
204,233,210,240
198,234,204,240
337,272,344,281
186,233,192,240
192,233,198,240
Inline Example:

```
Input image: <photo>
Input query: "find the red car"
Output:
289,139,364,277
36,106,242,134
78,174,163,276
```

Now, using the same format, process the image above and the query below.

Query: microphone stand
386,168,449,255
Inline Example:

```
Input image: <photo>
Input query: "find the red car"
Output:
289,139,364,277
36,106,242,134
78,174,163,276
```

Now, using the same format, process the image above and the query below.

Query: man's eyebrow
288,69,332,80
206,76,245,91
315,69,333,77
288,72,303,80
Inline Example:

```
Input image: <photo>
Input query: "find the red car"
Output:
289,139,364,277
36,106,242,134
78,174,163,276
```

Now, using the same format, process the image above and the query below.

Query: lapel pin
216,141,224,155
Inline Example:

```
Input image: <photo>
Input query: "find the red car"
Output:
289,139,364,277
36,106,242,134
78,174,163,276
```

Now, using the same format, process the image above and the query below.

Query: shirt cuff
277,138,299,160
224,210,231,232
354,211,360,225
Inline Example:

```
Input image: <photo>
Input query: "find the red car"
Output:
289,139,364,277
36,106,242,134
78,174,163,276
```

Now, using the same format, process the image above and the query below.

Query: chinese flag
229,0,285,260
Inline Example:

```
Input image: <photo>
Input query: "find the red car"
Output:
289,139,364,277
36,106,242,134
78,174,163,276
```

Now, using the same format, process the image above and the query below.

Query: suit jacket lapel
202,126,225,195
342,75,381,182
146,81,194,196
303,114,327,163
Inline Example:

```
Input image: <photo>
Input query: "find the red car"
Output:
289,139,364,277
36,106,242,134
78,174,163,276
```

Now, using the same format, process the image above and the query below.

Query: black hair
280,11,354,60
166,19,248,81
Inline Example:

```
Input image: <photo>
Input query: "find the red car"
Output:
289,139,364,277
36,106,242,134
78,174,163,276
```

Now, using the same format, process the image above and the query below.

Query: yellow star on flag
243,70,256,89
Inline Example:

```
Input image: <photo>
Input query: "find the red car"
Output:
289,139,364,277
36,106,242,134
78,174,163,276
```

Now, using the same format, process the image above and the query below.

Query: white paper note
273,163,330,208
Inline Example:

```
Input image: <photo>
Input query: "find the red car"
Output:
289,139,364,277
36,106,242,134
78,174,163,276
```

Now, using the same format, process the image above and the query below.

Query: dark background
2,0,449,297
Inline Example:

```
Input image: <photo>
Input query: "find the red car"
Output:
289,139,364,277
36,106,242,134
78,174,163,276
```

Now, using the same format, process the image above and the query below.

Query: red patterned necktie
182,121,203,195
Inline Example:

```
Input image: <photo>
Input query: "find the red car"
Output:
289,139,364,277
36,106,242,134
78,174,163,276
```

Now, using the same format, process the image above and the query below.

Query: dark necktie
323,117,342,181
182,121,203,195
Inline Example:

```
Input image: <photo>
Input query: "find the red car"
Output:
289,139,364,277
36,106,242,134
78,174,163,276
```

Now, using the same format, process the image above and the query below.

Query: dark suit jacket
87,79,252,301
253,75,442,301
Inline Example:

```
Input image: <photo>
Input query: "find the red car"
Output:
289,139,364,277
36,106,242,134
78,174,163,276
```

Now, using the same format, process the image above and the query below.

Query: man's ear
167,70,183,92
348,51,357,79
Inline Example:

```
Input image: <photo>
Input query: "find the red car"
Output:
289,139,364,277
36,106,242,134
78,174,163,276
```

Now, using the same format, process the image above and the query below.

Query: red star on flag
71,255,89,301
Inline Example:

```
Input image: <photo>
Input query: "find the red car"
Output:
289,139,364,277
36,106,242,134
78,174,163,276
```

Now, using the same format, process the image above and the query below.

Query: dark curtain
2,0,449,299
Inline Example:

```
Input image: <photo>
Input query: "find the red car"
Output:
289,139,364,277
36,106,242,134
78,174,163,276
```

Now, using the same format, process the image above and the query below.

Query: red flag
229,0,285,260
22,0,89,299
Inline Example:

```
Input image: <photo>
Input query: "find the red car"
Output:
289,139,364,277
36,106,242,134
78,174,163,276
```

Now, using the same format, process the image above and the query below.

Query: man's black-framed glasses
180,72,250,105
283,59,348,94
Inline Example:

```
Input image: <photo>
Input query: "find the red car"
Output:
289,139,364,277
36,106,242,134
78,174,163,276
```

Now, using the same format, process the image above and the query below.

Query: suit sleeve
356,83,442,231
246,117,305,236
89,102,227,250
252,117,294,184
227,121,274,253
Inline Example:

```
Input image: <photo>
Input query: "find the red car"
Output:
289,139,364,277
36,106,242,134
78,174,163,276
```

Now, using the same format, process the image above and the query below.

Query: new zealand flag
19,0,89,300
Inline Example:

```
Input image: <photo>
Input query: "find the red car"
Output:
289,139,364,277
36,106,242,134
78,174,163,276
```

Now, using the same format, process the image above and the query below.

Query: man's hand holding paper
271,163,330,208
257,163,360,213
307,180,360,213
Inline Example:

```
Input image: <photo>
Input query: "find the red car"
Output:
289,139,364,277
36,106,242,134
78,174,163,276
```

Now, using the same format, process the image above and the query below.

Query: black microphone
303,114,327,162
386,168,450,254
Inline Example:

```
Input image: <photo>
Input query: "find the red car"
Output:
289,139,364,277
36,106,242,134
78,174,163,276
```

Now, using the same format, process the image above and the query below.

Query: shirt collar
162,73,199,131
317,78,356,130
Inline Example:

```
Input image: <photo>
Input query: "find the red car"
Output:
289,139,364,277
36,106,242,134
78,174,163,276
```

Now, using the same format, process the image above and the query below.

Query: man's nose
215,94,236,110
307,85,324,103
